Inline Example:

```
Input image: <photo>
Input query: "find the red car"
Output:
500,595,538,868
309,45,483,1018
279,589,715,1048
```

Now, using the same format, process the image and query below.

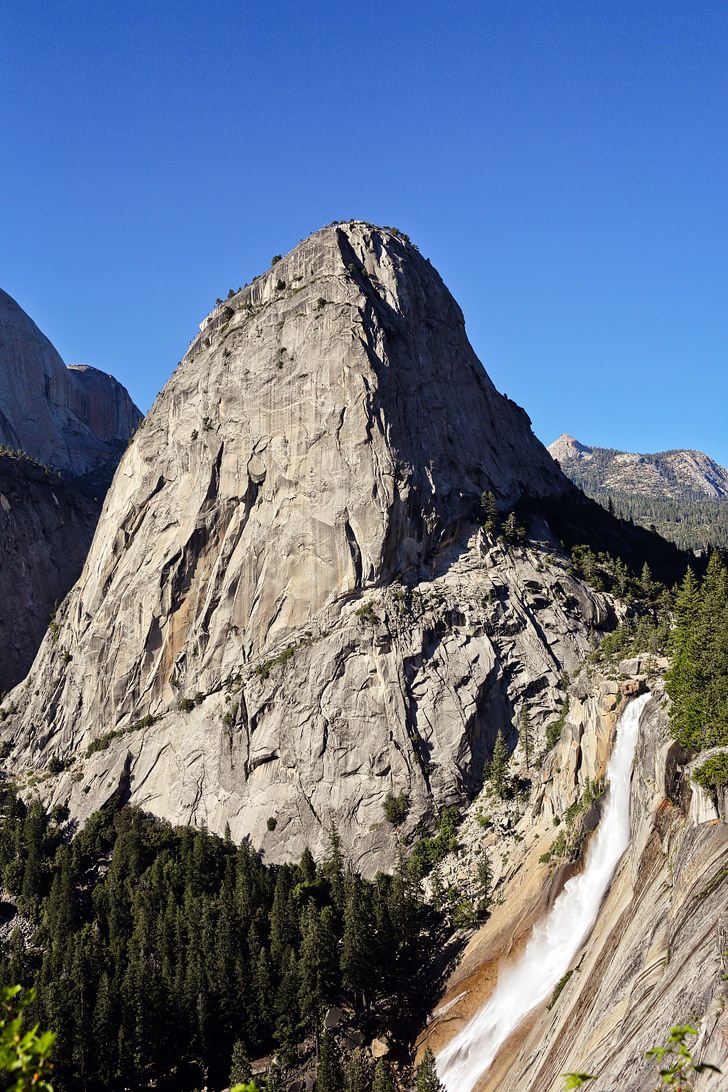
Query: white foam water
437,692,650,1092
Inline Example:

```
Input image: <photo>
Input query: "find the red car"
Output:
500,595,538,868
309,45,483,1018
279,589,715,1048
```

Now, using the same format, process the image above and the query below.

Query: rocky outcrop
0,453,98,691
424,664,728,1090
547,434,592,465
0,288,141,476
0,222,609,872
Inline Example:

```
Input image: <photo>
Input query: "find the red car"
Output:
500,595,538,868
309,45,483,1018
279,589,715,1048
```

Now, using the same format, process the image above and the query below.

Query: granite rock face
425,667,728,1091
0,453,98,691
0,288,141,476
2,223,603,871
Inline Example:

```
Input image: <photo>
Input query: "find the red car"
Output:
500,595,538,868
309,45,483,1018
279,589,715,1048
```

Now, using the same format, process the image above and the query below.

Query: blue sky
2,1,727,464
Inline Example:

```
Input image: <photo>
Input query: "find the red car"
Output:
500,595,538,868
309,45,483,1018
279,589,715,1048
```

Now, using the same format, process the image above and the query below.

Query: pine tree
91,971,117,1086
372,1057,395,1092
429,859,446,912
324,822,345,910
299,846,316,883
270,866,299,968
415,1045,445,1092
344,1054,368,1092
666,560,728,748
640,561,655,599
254,946,273,1029
229,1040,252,1086
481,490,498,535
475,849,492,917
502,511,518,542
519,705,532,769
342,875,375,1014
298,905,338,1036
696,553,728,746
274,949,301,1048
317,1031,344,1092
387,843,422,962
487,729,510,798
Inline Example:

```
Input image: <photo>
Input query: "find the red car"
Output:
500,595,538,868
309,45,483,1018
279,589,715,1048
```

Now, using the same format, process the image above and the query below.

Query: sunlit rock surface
0,223,604,871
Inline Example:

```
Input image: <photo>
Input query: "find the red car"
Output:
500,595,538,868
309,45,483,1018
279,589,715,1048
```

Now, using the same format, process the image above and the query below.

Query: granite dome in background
0,287,141,476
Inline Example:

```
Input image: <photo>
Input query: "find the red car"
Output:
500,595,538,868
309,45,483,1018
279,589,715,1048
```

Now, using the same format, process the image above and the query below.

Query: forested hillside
0,790,466,1092
549,437,728,552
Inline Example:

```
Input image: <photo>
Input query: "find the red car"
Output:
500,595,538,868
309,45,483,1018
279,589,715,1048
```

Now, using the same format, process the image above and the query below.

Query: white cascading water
437,692,650,1092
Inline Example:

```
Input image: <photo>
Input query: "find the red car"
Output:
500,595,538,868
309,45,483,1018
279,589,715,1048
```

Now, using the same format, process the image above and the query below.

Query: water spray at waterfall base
437,692,650,1092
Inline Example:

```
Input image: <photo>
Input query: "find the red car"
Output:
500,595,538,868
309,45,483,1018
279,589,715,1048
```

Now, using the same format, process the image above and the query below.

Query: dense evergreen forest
0,792,457,1092
608,493,728,553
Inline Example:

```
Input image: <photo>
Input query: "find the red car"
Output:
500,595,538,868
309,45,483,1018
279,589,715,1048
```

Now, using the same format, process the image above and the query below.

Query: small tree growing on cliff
481,490,498,535
501,510,525,544
415,1045,445,1092
485,729,510,798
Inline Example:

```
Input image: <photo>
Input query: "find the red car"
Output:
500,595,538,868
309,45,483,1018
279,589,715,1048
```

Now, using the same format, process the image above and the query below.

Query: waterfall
437,692,650,1092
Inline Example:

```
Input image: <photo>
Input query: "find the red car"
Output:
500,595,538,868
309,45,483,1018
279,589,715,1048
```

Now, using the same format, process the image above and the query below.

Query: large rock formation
424,664,728,1090
0,288,141,477
0,453,98,691
1,223,615,871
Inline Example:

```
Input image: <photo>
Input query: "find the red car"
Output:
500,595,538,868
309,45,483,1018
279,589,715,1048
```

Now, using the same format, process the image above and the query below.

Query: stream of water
437,692,650,1092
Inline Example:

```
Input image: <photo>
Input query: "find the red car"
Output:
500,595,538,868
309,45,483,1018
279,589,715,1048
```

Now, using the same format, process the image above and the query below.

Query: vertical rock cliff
0,453,99,691
0,289,142,687
2,222,612,871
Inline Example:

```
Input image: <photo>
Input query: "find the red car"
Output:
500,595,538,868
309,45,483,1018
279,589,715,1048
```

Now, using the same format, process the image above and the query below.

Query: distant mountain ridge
548,433,728,500
549,433,728,552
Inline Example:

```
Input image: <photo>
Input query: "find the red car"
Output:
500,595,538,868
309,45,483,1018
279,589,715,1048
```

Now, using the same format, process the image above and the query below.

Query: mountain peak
548,433,593,462
3,224,587,870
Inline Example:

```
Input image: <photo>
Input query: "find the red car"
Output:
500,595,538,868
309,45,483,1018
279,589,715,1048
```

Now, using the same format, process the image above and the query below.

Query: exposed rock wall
0,454,98,691
425,664,728,1090
0,223,604,872
0,288,141,476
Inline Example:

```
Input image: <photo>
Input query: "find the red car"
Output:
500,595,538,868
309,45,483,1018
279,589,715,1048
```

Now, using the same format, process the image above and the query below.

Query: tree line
0,790,451,1091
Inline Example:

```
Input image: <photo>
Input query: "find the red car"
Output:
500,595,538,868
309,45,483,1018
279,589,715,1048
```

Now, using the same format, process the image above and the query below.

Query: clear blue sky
2,1,727,464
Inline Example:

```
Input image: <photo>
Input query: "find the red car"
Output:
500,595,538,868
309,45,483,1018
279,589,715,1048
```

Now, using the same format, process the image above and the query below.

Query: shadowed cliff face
0,454,98,690
1,223,605,871
0,288,141,476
